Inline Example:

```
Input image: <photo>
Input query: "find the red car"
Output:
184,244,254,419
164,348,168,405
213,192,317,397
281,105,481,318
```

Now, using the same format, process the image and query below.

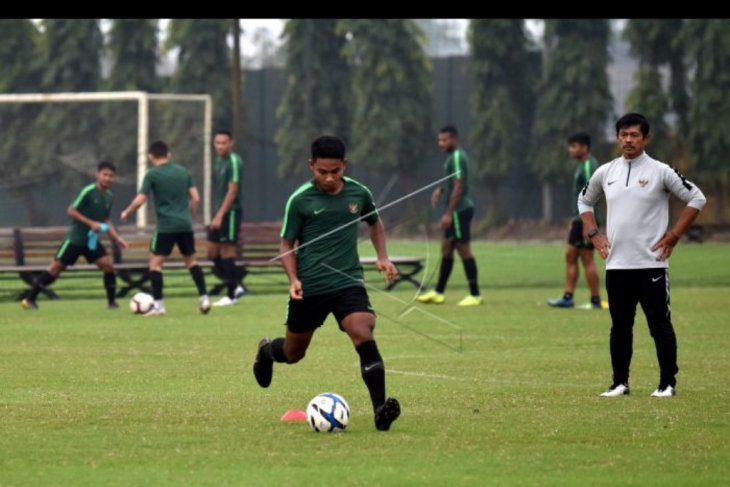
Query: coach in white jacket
578,113,706,398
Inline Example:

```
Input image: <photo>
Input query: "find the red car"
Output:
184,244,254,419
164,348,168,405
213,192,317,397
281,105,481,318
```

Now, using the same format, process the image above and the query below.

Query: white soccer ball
129,292,155,314
306,392,350,432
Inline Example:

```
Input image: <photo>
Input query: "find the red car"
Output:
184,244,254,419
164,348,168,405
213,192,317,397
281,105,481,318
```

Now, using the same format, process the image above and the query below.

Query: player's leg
416,238,454,303
601,269,639,396
93,249,118,309
179,232,210,314
638,268,677,396
206,225,223,280
147,232,171,315
22,240,74,309
452,208,481,306
335,287,400,431
548,221,582,307
253,293,329,388
579,247,602,308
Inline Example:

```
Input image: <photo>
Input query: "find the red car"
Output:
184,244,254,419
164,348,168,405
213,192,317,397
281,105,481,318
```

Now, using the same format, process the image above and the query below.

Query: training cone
280,409,307,422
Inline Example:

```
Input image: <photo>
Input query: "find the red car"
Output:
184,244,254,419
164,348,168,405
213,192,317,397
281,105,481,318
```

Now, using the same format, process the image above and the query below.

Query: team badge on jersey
348,202,360,214
639,179,649,187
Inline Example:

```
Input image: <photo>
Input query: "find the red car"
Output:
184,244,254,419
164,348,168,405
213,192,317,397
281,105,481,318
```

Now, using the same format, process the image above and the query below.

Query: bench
687,223,730,242
0,223,424,300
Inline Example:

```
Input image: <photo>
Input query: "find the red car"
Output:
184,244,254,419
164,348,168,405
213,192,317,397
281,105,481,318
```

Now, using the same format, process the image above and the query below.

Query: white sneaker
234,285,246,299
213,296,237,307
599,383,630,397
651,385,676,397
143,307,166,317
199,296,211,314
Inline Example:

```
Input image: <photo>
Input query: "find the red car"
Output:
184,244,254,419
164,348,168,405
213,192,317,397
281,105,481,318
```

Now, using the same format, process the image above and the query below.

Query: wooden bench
0,223,424,300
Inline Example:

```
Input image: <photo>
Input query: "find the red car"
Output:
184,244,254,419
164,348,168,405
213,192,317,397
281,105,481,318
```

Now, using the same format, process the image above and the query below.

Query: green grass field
1,241,729,486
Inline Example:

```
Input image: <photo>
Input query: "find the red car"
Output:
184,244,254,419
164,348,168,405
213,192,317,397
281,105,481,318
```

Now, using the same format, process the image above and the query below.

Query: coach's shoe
108,302,119,310
234,285,246,299
374,397,401,431
253,338,273,388
599,383,630,397
213,296,237,307
651,384,676,397
457,295,483,306
198,295,211,314
21,298,38,310
143,306,166,317
415,290,445,304
547,296,574,308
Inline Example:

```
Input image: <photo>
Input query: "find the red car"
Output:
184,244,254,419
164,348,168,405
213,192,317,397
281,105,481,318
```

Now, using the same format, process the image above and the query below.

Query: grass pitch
1,242,728,486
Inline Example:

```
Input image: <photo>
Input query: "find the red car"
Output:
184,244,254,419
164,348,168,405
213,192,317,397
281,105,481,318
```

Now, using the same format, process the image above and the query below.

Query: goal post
0,91,213,227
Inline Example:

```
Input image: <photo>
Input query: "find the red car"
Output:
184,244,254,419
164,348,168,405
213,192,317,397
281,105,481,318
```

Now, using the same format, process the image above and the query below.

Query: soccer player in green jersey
252,135,402,431
207,130,245,306
21,161,129,310
547,132,603,309
417,125,483,306
121,141,211,316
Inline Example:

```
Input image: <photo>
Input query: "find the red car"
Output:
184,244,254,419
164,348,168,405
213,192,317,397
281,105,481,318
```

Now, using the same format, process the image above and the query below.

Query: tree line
1,19,728,224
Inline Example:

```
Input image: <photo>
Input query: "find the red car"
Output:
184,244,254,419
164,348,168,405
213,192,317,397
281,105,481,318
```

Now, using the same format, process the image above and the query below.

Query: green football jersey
214,152,243,212
66,183,113,245
280,177,378,296
140,162,195,233
444,148,474,213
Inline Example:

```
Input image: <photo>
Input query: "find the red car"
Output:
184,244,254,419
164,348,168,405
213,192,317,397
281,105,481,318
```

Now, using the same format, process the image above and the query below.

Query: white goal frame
0,91,213,227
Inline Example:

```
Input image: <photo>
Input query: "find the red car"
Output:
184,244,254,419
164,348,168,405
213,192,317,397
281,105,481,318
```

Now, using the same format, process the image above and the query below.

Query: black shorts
207,209,242,245
568,220,594,250
286,285,375,334
444,207,474,243
55,239,107,266
151,231,196,257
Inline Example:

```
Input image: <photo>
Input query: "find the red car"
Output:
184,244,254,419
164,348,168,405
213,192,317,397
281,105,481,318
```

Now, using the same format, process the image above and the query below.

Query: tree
623,19,685,162
468,19,537,222
275,20,351,177
338,20,432,184
682,20,730,222
414,19,466,57
530,19,612,222
0,20,44,223
102,19,160,176
166,20,232,140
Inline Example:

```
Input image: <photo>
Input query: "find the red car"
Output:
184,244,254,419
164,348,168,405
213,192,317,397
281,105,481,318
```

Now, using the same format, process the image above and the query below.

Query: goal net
0,92,212,228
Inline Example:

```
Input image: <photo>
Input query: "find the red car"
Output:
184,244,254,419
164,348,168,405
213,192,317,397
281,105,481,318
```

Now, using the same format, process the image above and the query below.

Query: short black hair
148,140,169,158
568,132,591,147
215,130,232,139
97,161,116,173
616,113,650,137
440,125,459,137
311,135,346,160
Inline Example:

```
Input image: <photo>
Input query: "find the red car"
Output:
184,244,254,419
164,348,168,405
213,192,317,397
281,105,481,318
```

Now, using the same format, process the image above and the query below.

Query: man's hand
376,259,399,285
439,212,453,230
210,215,223,230
116,236,130,250
430,187,443,208
120,209,131,222
651,231,680,261
89,221,102,232
591,233,611,260
289,279,303,300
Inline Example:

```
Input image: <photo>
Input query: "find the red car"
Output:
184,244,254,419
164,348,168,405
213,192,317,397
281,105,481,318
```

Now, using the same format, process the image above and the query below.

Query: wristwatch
586,227,600,239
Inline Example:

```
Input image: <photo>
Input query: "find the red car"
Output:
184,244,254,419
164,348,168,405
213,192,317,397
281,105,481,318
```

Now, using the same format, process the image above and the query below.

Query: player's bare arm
67,206,101,232
120,194,148,221
105,219,129,249
369,219,398,284
188,187,200,216
440,179,463,229
430,187,444,208
210,181,239,230
280,238,302,300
